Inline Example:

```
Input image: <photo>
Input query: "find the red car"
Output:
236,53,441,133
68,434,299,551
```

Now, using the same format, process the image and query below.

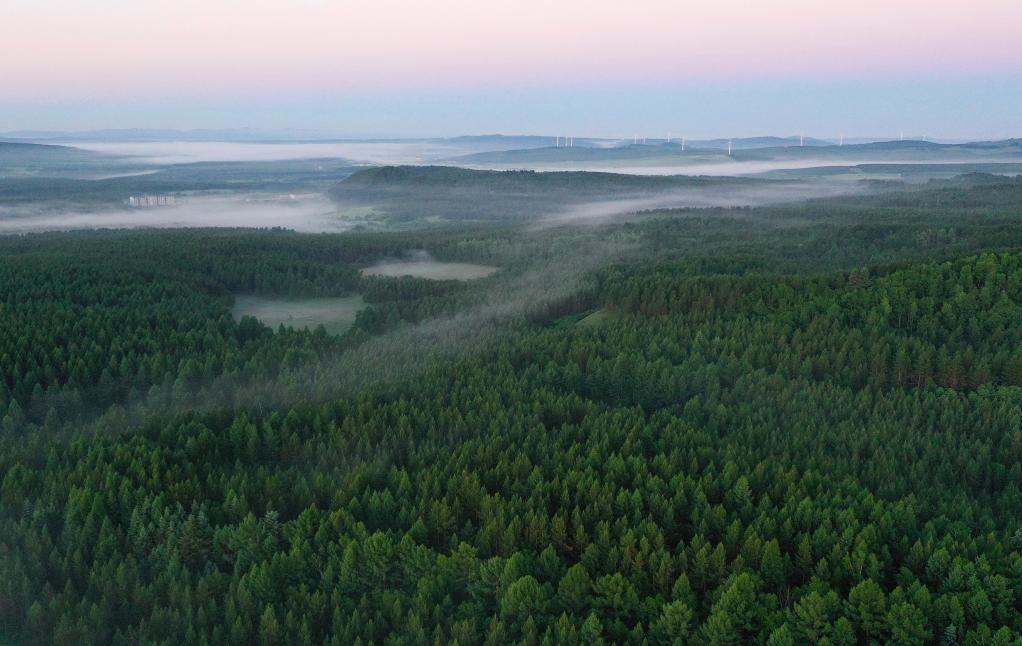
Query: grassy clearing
551,311,592,329
232,294,365,334
577,309,611,327
551,308,611,329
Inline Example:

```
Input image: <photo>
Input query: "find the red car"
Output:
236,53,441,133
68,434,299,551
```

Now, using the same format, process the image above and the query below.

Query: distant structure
681,137,686,151
127,194,176,208
800,134,804,147
727,139,733,156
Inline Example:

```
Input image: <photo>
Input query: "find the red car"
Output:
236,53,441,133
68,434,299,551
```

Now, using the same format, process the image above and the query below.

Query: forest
2,176,1022,644
328,166,778,224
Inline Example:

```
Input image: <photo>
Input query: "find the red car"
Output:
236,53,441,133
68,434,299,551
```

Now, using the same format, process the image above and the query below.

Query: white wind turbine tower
681,136,686,151
727,138,732,156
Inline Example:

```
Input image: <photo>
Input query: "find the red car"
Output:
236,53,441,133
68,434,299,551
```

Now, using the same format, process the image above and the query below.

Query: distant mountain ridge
0,128,356,143
447,138,1022,166
0,140,104,166
327,165,774,224
683,136,831,149
0,140,81,152
332,165,757,192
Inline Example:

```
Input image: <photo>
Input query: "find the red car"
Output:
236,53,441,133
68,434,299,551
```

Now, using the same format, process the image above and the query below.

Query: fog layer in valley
83,229,636,426
1,180,849,233
8,138,1010,235
60,141,476,165
0,194,367,233
457,157,1021,178
362,250,499,280
541,180,866,225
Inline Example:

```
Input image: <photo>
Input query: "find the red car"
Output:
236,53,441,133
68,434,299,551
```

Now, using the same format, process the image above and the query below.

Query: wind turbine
681,137,686,151
727,139,733,156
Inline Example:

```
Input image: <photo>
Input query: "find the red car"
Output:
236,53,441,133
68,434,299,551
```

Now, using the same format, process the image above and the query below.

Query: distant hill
687,136,832,150
446,143,727,165
0,141,105,172
0,128,349,142
843,139,946,151
742,139,1022,161
0,130,587,148
959,138,1022,151
448,138,1022,167
442,135,569,147
0,140,90,155
329,165,766,223
333,165,751,192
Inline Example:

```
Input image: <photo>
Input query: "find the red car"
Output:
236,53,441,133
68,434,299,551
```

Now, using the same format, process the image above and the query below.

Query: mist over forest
3,129,1022,645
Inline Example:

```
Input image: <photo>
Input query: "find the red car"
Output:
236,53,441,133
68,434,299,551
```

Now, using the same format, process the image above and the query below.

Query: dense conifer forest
3,177,1022,644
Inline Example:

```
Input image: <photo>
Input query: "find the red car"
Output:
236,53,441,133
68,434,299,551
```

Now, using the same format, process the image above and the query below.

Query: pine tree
258,606,281,646
578,613,604,646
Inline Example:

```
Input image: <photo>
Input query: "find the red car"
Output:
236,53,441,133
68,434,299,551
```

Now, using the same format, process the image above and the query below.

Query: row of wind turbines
552,132,922,155
552,133,844,155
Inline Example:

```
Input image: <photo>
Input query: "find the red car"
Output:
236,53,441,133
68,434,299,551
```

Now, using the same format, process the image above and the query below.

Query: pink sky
3,0,1021,100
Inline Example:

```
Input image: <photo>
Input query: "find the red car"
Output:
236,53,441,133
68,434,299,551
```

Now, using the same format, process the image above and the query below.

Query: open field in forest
232,294,365,334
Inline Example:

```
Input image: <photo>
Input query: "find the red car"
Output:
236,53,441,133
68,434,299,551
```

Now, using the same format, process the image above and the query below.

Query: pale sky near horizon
2,0,1021,138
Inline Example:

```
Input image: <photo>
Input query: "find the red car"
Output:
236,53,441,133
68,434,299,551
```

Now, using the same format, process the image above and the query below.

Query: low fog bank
0,194,362,234
335,238,627,394
541,180,868,226
361,250,499,280
62,141,467,166
82,231,637,432
457,157,1019,178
